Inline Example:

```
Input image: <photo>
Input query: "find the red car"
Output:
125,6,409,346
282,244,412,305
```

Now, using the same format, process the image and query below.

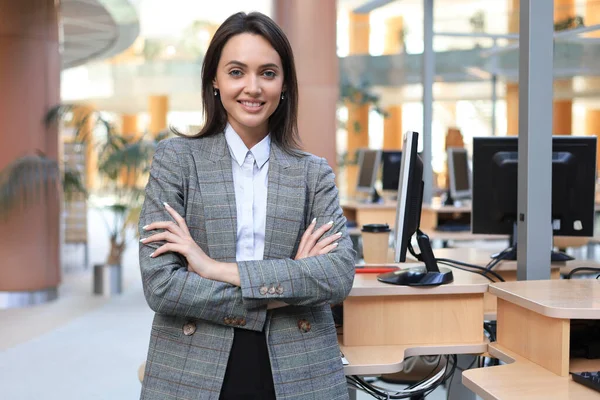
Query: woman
138,11,355,400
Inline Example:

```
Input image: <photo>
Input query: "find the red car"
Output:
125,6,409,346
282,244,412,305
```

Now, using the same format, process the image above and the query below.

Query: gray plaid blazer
138,132,355,400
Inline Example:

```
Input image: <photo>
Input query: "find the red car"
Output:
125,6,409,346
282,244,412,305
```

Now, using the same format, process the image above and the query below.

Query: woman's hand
294,218,342,260
141,202,215,278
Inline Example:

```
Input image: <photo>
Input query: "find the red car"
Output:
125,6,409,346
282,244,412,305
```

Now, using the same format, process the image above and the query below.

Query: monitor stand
442,189,454,206
490,222,574,262
361,188,383,204
378,229,454,286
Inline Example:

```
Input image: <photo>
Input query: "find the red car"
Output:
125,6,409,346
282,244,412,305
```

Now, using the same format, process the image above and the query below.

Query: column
70,105,97,189
585,0,600,170
121,113,140,187
0,0,60,303
586,109,600,173
505,0,575,136
273,0,339,181
382,16,403,150
148,95,168,137
345,12,371,196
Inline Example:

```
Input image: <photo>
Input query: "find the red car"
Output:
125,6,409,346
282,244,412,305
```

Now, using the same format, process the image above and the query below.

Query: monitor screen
356,149,382,193
394,132,422,262
472,136,596,237
381,151,402,191
447,148,471,199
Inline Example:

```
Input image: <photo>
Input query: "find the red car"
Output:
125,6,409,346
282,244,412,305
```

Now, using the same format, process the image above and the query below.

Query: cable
436,258,506,282
565,267,600,279
347,354,458,399
437,261,496,283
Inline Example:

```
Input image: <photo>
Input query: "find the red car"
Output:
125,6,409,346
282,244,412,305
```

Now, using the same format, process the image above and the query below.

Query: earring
214,89,218,96
281,92,285,100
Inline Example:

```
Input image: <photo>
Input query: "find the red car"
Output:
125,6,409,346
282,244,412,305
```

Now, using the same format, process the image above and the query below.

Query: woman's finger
297,218,316,256
143,221,185,236
317,242,339,256
163,202,191,236
141,231,183,245
306,220,334,248
314,231,342,250
150,242,185,258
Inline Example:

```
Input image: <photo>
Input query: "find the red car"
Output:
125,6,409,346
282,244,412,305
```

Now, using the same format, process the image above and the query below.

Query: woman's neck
229,121,268,149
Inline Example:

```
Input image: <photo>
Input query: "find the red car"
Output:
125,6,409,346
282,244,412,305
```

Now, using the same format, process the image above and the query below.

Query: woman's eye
263,71,276,78
229,70,242,77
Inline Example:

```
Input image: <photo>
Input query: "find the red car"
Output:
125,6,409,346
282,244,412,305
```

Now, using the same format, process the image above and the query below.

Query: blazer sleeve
138,139,267,331
237,157,356,309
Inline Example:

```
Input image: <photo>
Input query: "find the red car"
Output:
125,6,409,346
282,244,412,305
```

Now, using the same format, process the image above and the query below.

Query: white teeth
241,101,262,107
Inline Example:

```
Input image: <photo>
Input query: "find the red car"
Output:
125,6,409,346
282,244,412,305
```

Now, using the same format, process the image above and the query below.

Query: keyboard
571,371,600,393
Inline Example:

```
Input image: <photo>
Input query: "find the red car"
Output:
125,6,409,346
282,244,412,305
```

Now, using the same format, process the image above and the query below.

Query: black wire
348,355,456,399
403,356,442,390
436,258,506,282
565,267,600,279
597,274,600,280
437,260,500,283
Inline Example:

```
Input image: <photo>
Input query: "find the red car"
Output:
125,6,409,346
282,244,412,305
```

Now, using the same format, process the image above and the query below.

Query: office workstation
341,124,600,399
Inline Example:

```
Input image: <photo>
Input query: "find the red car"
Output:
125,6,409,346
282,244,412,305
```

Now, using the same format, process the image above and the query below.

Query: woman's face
213,33,285,139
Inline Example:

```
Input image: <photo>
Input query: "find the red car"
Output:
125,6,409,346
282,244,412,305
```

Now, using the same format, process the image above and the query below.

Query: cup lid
361,223,391,233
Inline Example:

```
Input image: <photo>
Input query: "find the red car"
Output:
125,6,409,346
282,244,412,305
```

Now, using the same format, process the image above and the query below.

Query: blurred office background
1,0,600,398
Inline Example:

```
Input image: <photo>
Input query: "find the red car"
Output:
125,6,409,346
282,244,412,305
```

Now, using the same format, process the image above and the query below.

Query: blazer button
297,319,311,333
182,322,196,336
275,285,284,295
238,318,246,326
259,286,268,295
224,317,232,325
268,285,276,295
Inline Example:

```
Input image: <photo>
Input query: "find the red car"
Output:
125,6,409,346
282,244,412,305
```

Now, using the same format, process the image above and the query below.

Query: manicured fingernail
163,202,170,208
311,218,316,224
143,225,149,230
333,243,339,247
149,252,154,258
139,238,146,242
328,220,334,225
336,232,342,236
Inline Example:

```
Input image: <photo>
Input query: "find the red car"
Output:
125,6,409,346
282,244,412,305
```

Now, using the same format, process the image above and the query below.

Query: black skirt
219,328,276,400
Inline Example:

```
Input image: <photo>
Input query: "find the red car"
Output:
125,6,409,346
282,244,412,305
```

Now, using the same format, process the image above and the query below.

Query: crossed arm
138,141,355,332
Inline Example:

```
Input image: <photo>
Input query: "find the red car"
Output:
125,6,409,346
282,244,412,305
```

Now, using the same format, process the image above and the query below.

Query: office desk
341,200,472,231
463,280,600,399
341,265,490,376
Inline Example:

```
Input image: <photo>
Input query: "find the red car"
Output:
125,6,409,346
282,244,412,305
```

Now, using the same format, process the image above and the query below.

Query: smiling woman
138,11,355,400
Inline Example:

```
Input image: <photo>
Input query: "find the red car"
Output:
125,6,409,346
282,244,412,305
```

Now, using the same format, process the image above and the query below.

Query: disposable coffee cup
361,223,391,264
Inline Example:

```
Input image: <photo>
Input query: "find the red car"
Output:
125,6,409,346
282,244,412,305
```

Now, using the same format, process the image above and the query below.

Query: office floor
4,207,594,399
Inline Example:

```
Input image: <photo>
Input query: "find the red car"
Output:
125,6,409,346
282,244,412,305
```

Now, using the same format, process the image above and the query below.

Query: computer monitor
381,150,402,192
377,131,454,286
447,147,471,202
356,148,382,202
472,136,596,261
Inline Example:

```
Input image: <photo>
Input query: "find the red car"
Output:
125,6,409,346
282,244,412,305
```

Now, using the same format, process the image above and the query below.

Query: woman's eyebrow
225,60,280,70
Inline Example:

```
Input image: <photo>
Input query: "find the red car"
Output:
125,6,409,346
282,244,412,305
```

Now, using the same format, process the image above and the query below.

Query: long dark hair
174,12,301,153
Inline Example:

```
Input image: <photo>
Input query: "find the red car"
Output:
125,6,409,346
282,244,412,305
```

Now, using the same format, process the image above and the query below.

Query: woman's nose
244,76,262,95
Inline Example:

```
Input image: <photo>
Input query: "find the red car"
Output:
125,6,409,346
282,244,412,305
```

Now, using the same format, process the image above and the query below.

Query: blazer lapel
263,145,306,260
195,133,238,262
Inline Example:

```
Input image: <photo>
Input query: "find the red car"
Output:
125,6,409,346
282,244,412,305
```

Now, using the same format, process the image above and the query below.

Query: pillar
382,16,403,151
148,95,168,137
0,0,61,302
121,114,140,187
70,105,97,189
585,109,600,173
506,83,519,136
122,114,139,137
383,106,402,149
273,0,339,175
505,0,575,136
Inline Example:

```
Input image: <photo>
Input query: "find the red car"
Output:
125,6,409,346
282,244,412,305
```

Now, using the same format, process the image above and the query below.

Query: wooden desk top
340,199,472,213
463,343,600,399
350,265,489,297
341,340,488,376
489,279,600,319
